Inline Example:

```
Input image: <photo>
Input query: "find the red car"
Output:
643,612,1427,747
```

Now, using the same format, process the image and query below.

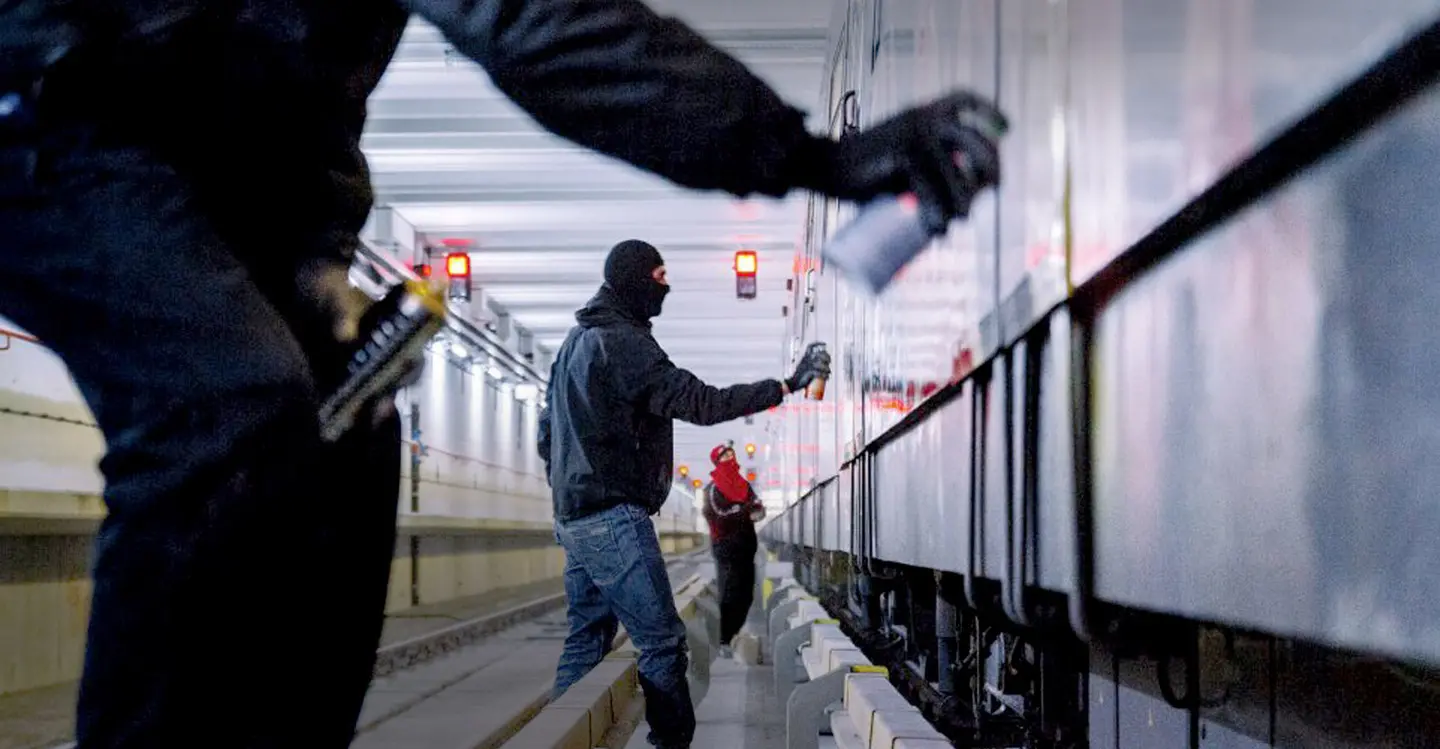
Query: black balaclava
603,239,669,320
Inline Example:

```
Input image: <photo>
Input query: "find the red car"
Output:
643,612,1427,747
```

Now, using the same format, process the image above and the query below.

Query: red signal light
445,252,470,278
445,252,471,301
746,471,757,482
735,250,758,300
415,263,432,278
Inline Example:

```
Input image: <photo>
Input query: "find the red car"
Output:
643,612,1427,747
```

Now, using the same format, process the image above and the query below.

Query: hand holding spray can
805,342,828,401
318,279,447,442
820,100,1007,296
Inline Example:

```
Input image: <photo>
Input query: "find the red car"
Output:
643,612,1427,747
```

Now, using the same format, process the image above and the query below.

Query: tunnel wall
0,521,697,696
0,328,702,696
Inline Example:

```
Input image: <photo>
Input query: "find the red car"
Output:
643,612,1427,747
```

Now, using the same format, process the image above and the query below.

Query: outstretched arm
616,336,784,426
644,362,784,427
401,0,828,199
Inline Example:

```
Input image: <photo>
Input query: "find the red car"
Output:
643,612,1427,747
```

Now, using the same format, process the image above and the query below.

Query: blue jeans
554,503,695,749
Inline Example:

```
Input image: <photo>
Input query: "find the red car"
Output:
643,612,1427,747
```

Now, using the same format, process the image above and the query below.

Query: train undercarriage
767,546,1440,748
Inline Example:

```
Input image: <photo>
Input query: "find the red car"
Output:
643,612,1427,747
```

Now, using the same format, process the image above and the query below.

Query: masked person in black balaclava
604,239,672,319
538,239,830,749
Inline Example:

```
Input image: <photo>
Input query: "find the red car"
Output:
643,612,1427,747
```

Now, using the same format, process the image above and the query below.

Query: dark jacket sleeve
401,0,826,198
701,484,717,524
46,2,388,269
537,356,556,481
537,406,551,464
616,333,783,426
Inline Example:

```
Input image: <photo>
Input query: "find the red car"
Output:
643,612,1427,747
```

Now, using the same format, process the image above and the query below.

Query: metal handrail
403,440,545,481
414,476,548,502
354,240,549,388
0,325,40,352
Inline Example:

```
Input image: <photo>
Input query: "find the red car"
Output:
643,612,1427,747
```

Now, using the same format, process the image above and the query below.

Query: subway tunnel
6,0,1440,747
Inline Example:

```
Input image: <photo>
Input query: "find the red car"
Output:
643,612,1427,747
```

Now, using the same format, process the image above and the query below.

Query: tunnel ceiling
363,0,833,483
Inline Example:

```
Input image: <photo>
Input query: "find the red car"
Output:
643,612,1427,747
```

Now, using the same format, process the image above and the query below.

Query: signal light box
445,252,471,302
735,250,757,300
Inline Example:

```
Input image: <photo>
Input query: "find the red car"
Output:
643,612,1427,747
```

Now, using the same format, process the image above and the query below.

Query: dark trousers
0,136,400,747
554,504,695,749
712,532,758,647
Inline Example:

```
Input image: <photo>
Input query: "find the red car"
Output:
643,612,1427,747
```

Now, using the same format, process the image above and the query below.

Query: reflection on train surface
765,1,1440,746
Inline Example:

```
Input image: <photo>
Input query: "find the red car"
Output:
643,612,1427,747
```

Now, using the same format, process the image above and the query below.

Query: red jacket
701,481,762,542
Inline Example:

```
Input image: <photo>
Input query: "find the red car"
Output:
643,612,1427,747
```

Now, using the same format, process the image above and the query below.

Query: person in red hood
702,443,766,655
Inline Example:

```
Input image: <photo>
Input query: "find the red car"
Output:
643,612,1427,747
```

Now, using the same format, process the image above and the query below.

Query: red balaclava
710,444,750,503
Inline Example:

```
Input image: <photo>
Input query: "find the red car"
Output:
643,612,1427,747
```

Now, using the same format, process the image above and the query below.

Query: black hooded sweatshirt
538,248,783,522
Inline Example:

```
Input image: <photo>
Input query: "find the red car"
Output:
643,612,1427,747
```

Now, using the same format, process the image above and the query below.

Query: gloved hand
294,258,373,348
785,342,831,394
294,259,424,428
800,90,1007,234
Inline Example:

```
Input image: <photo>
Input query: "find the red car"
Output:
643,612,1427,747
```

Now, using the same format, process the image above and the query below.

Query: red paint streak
0,326,40,352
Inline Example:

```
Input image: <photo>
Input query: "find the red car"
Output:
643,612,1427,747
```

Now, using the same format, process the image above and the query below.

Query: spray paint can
819,194,933,295
805,342,828,401
820,107,1007,295
318,279,447,442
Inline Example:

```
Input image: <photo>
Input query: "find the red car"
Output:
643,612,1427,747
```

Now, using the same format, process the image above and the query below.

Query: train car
764,1,1440,746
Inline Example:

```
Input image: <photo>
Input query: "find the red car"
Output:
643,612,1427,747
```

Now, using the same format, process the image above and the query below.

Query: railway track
352,552,704,747
45,551,707,749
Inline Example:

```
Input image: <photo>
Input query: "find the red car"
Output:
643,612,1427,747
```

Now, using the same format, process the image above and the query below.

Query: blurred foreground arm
405,0,814,198
405,0,1006,226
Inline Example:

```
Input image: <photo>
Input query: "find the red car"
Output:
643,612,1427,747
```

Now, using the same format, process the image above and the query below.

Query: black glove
785,342,831,394
799,90,1007,234
294,259,373,350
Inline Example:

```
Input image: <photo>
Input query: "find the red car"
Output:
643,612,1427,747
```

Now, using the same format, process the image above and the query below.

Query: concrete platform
624,650,786,749
0,680,75,749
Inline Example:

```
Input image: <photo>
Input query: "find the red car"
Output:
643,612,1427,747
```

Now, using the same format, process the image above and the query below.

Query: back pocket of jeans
566,519,622,585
